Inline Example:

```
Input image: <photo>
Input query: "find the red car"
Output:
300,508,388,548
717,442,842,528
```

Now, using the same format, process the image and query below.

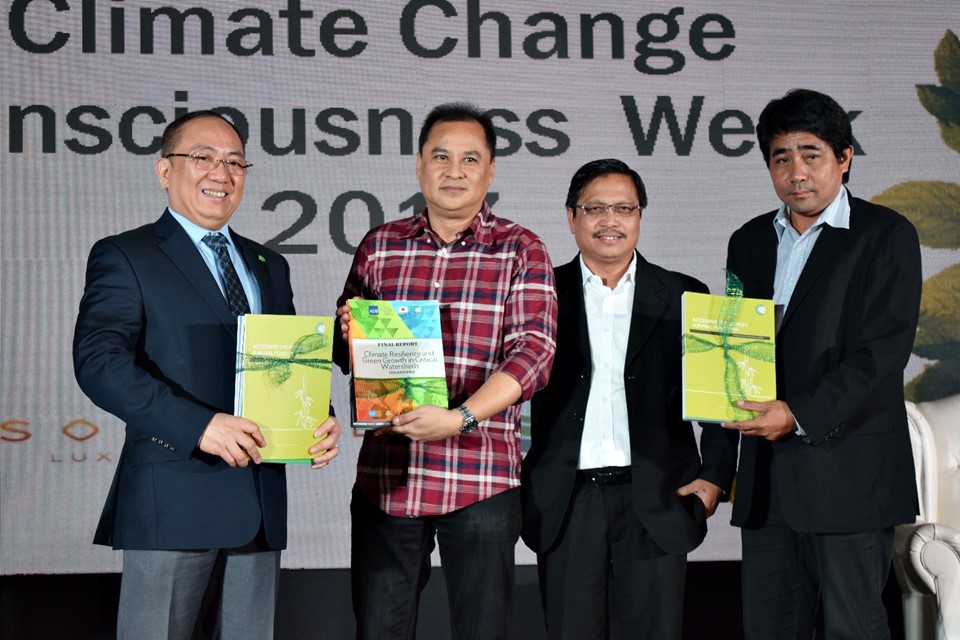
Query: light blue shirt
167,208,262,314
771,186,849,437
772,186,850,310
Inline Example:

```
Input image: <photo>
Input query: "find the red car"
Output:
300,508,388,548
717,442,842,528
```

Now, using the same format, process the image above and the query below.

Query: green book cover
681,291,776,422
235,314,334,463
348,299,448,429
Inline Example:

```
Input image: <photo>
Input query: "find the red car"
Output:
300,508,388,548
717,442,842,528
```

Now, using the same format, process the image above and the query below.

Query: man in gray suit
74,110,341,639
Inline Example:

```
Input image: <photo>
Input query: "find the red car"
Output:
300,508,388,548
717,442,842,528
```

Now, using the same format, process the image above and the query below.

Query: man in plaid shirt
335,103,558,639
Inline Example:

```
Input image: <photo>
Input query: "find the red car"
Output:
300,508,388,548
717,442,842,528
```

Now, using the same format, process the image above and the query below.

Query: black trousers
741,449,895,640
351,486,521,640
537,476,686,640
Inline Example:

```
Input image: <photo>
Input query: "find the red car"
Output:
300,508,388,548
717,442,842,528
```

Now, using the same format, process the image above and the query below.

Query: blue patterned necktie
202,232,251,317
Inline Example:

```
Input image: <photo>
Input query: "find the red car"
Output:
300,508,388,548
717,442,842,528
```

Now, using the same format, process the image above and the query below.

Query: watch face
458,406,478,433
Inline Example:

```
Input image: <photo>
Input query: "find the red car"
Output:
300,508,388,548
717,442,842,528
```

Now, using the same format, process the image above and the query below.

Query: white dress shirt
578,254,636,469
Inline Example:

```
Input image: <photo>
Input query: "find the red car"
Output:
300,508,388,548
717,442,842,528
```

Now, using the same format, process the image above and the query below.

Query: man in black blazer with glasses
521,158,738,640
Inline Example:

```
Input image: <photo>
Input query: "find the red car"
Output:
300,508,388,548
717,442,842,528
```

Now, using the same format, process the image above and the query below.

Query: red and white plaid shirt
339,203,557,516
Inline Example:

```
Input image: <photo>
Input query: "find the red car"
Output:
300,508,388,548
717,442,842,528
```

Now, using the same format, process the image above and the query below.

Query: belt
576,466,632,486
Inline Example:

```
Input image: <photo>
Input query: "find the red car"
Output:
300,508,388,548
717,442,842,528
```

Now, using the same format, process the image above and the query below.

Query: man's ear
156,157,171,189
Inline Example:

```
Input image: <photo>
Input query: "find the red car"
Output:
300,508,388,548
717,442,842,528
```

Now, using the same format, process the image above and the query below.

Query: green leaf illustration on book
235,315,334,463
239,332,333,388
682,275,775,420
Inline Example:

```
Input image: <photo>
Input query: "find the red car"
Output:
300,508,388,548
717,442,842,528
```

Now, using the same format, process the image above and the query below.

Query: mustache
789,183,814,193
592,228,627,239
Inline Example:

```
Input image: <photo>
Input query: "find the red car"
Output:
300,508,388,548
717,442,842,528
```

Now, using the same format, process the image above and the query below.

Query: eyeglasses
163,153,252,176
575,203,641,217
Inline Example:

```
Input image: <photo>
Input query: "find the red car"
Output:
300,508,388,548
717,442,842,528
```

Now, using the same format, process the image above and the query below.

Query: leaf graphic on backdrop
877,29,960,402
872,181,960,248
913,263,960,361
917,30,960,152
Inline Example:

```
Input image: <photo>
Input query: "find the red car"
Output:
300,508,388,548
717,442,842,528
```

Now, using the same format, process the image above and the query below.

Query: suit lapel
625,253,667,368
780,219,850,331
234,233,274,313
556,258,591,367
153,210,237,329
752,219,778,298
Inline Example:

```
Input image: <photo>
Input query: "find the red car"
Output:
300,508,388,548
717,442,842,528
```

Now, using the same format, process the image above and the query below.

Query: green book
235,314,334,463
348,299,448,429
681,291,776,422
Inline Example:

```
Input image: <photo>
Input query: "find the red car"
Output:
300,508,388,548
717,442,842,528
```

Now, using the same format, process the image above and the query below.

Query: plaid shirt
339,203,558,516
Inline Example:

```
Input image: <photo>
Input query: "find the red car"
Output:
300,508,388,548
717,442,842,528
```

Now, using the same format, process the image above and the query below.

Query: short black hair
756,89,853,183
160,110,245,156
565,158,648,213
417,103,496,159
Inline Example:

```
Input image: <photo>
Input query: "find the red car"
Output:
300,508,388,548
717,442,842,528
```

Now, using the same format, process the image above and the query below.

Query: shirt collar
401,201,496,247
579,251,637,289
167,207,236,247
773,186,850,239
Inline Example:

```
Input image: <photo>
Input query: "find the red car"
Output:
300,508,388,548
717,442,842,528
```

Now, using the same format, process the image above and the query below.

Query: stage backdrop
2,1,958,575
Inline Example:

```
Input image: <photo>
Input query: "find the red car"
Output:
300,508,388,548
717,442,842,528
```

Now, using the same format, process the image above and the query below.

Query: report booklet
235,314,334,462
348,299,448,429
681,291,776,422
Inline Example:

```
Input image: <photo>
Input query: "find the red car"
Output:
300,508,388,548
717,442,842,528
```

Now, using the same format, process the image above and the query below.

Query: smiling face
415,119,495,236
767,131,852,232
567,172,642,286
155,116,247,231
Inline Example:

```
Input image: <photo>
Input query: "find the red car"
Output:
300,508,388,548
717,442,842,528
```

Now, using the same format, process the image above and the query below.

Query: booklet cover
235,314,334,463
681,291,776,422
348,299,448,429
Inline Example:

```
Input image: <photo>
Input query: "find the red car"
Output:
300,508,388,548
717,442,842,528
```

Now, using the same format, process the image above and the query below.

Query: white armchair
894,393,960,640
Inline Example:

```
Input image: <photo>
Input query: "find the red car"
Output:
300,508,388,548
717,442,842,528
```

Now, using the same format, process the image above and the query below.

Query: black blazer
521,253,739,555
74,210,294,550
726,195,921,533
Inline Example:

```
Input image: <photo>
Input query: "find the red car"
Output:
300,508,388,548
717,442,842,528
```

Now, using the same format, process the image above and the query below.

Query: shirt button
433,282,440,288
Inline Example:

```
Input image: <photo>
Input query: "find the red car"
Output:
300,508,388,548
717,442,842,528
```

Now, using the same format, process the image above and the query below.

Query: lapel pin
258,255,266,263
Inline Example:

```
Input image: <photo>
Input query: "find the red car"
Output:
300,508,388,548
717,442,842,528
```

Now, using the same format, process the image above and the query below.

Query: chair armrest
895,522,960,640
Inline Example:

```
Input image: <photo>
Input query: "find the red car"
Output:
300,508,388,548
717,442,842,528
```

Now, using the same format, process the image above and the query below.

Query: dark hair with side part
160,110,245,157
565,158,648,214
417,103,497,159
756,88,854,183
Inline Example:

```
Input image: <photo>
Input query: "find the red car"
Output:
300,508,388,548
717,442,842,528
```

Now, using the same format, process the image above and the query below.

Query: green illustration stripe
682,271,774,420
237,331,332,388
354,378,448,406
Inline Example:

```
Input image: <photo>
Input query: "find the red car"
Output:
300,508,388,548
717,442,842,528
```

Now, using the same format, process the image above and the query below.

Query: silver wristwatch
457,405,478,434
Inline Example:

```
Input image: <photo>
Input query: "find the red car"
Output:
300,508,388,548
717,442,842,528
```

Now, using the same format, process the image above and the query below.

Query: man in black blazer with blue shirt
74,111,341,639
724,89,922,640
521,159,739,639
